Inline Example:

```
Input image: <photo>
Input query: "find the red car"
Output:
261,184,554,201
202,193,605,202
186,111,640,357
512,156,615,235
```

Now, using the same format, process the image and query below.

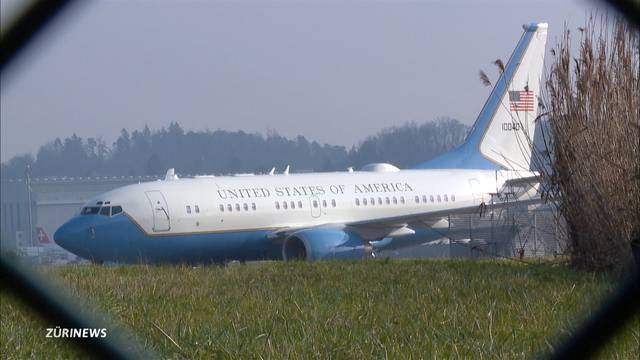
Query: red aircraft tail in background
36,226,51,245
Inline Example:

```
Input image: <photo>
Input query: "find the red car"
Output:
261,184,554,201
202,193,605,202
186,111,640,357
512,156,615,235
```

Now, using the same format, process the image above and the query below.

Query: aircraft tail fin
416,22,548,171
36,226,52,245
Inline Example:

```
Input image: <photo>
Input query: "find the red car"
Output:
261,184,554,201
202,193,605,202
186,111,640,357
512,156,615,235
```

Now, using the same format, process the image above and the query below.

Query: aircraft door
468,178,484,205
309,195,321,218
145,191,171,232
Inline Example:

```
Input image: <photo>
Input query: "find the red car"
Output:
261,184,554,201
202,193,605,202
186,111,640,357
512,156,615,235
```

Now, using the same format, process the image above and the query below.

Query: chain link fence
382,203,567,259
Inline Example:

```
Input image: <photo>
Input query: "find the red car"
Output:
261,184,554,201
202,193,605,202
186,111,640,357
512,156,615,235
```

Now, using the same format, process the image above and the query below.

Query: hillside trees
1,118,469,178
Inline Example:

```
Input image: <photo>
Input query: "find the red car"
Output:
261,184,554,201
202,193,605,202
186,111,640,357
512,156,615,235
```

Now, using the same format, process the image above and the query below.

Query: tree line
1,117,468,178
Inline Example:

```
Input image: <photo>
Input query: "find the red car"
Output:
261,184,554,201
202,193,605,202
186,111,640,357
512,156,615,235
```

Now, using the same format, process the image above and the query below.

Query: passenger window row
414,194,456,203
311,199,336,208
275,199,337,210
354,194,456,207
355,196,405,206
186,205,201,214
275,200,304,210
219,203,257,212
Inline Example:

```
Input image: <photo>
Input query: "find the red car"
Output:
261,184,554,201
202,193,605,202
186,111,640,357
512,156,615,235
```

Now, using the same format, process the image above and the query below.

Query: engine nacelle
282,229,369,261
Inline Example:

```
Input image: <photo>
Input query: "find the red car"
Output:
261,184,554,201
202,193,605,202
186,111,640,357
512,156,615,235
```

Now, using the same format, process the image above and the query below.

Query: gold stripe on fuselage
124,212,279,237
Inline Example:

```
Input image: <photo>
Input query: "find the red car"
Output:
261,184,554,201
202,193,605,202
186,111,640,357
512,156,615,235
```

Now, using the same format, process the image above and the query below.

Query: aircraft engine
282,229,370,261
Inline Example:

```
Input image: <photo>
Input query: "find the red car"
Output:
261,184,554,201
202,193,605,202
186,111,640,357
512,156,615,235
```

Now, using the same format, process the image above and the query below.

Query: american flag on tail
509,90,534,111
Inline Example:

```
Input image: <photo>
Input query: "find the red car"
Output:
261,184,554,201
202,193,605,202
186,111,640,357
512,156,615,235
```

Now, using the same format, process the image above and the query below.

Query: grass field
1,259,638,359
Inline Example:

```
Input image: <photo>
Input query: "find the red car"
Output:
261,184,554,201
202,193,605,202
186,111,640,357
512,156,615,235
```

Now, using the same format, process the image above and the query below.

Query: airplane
54,22,548,264
36,226,52,246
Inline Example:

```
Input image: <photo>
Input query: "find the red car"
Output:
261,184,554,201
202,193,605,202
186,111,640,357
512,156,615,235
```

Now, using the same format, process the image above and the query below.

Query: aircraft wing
502,174,540,187
345,204,480,241
496,174,542,202
266,224,344,242
346,179,544,243
267,226,307,240
269,175,544,249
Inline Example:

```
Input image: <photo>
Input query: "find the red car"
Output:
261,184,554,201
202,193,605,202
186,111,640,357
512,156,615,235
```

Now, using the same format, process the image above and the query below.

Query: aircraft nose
54,222,72,249
54,219,85,254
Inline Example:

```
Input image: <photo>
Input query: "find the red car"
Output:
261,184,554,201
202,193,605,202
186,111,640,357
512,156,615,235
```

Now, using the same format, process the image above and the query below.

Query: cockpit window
82,205,122,216
81,206,100,215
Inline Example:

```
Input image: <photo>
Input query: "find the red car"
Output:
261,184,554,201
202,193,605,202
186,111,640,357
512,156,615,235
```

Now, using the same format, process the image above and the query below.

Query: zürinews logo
46,327,107,338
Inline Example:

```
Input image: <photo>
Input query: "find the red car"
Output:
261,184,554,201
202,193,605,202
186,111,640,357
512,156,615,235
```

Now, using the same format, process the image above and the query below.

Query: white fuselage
100,168,515,236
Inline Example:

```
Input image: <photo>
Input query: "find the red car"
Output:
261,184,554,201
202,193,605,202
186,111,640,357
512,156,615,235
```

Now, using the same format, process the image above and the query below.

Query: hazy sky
1,0,602,162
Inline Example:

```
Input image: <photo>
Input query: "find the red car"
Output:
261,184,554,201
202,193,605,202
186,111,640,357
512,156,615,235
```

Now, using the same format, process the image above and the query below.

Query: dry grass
537,15,640,270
